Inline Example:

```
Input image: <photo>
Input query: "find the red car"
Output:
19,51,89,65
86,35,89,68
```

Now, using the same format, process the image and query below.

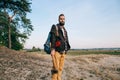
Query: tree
32,46,36,51
0,0,33,50
0,12,8,46
32,46,41,52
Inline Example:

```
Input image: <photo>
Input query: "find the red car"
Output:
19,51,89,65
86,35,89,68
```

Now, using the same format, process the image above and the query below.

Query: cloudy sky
24,0,120,49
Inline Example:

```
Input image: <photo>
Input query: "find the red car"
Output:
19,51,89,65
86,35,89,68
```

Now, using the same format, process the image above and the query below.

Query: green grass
67,50,120,56
25,49,120,56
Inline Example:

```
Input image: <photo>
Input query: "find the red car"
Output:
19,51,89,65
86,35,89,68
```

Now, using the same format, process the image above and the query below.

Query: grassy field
1,46,120,80
27,49,120,56
67,49,120,56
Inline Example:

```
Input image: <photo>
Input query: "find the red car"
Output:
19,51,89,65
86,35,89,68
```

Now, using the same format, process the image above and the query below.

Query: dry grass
0,46,120,80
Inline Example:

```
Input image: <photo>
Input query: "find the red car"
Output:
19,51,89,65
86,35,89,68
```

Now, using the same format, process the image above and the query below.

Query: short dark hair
59,14,64,18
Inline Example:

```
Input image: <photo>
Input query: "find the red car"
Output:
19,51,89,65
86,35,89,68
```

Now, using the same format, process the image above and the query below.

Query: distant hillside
0,46,120,80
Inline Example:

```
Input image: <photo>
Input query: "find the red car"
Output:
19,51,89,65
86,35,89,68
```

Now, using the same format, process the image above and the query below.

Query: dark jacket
50,24,71,53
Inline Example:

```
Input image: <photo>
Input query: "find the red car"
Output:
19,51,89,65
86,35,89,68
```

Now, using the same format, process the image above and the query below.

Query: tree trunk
8,16,12,49
4,8,12,49
8,24,11,49
7,11,16,49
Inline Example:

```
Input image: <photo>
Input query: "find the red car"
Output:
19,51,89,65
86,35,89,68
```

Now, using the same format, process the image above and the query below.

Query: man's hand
51,49,55,56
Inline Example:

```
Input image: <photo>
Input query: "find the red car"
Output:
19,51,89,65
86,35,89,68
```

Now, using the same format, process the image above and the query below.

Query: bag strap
55,25,59,36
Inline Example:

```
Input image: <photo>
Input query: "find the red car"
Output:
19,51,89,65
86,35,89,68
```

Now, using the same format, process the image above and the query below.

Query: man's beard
59,22,65,26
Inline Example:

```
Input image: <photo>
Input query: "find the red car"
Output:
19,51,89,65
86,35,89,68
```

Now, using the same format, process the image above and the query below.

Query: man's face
59,15,65,26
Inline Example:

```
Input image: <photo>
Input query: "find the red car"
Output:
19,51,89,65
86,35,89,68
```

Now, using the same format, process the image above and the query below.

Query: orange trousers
51,51,66,80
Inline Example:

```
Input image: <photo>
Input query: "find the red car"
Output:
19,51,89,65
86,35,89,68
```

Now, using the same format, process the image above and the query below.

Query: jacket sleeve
50,24,56,49
66,31,71,50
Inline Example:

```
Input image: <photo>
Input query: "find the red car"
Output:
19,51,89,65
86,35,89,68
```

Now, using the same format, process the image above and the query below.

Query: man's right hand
51,49,55,56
